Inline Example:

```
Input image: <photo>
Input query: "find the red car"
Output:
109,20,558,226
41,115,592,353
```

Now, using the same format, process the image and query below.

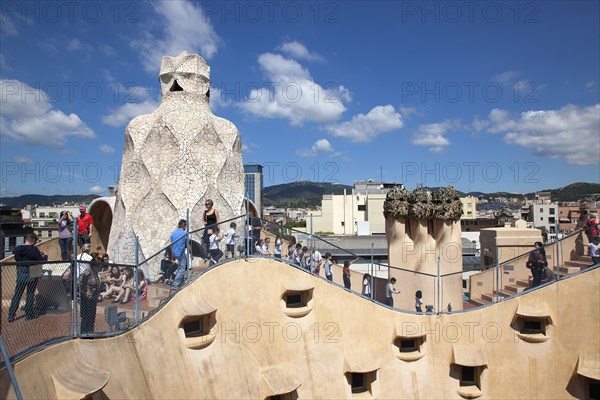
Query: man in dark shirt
8,233,48,322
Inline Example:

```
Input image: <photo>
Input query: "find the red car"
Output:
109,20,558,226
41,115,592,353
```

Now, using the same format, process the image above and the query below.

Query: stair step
565,260,590,268
482,293,507,302
494,290,513,298
505,283,528,293
559,265,582,274
469,297,490,307
516,279,531,287
577,255,592,261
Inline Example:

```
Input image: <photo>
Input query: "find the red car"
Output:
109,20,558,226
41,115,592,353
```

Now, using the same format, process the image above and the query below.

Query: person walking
385,277,400,307
526,242,548,288
8,233,48,322
58,210,73,261
171,219,189,289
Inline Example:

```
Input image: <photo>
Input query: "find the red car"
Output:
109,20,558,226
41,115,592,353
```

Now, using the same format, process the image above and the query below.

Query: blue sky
1,1,599,197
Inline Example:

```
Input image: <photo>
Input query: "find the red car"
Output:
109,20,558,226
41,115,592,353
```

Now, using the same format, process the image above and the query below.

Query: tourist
362,273,372,299
209,226,224,263
8,233,47,322
415,290,423,313
76,205,94,249
526,242,548,287
135,270,148,302
77,245,93,275
224,222,237,259
160,250,177,285
300,246,309,270
58,210,73,261
114,267,135,303
250,212,262,254
202,199,220,250
287,236,297,259
292,243,302,266
80,262,101,334
100,266,122,300
584,212,600,241
588,236,600,267
385,277,400,307
273,235,283,259
171,219,189,289
323,253,333,281
262,237,272,255
311,246,322,275
343,261,351,289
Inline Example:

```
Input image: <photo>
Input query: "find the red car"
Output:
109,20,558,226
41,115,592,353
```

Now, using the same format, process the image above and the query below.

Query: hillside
0,194,100,208
263,181,353,207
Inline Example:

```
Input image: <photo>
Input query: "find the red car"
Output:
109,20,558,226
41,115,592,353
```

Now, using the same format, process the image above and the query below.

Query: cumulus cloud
477,104,600,165
0,79,95,148
492,70,520,84
99,144,115,153
14,156,32,163
411,120,461,152
325,105,404,142
238,51,348,125
89,186,104,195
131,1,221,74
278,41,324,62
297,138,334,157
102,84,158,127
102,101,159,127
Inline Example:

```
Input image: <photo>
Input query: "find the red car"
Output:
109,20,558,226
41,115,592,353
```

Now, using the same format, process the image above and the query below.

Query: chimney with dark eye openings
170,80,184,92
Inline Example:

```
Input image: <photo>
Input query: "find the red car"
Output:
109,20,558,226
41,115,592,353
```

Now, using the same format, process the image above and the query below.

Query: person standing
8,233,48,322
385,277,400,307
171,219,188,289
343,261,351,289
273,235,283,259
311,246,323,275
415,290,423,313
76,205,94,249
588,236,600,267
208,226,224,263
250,213,262,254
526,242,548,287
224,222,237,259
80,262,101,334
323,253,333,281
202,199,220,251
362,273,372,299
58,210,73,261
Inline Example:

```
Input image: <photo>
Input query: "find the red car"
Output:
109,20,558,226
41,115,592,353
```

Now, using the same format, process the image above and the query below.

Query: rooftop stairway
469,232,593,307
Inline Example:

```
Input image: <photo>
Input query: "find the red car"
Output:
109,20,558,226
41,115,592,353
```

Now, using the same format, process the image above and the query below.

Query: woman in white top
362,273,372,299
262,237,272,255
208,227,224,262
255,239,268,255
274,236,282,259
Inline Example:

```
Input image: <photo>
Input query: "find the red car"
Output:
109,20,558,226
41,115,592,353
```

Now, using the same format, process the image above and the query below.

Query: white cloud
241,142,258,153
325,105,404,142
89,186,104,195
14,156,32,163
131,1,221,73
99,144,115,153
411,120,460,152
0,13,18,36
297,138,334,157
278,41,324,62
99,44,117,57
0,79,95,148
67,38,82,51
480,104,600,165
585,81,595,90
102,100,159,127
239,52,347,125
102,83,158,127
492,70,520,84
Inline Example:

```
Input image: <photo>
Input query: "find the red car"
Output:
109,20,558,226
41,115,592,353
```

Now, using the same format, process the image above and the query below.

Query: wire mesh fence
1,215,596,366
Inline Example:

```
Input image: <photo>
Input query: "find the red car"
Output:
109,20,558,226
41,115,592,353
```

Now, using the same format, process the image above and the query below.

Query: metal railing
1,215,597,367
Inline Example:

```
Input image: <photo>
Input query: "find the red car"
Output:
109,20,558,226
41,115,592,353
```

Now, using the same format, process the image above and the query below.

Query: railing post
495,245,499,303
0,336,23,400
310,214,313,249
437,256,441,315
72,216,79,338
370,243,374,300
555,220,560,281
245,194,250,257
186,208,191,280
135,235,139,325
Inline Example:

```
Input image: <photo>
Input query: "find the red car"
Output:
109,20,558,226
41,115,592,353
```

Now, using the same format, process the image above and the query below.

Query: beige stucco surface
2,259,598,399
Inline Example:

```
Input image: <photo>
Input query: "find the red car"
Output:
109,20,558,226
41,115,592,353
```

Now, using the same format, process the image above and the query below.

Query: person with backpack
584,212,600,241
209,227,224,263
526,241,548,288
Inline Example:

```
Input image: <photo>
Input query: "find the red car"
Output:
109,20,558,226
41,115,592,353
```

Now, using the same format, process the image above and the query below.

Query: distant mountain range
1,182,598,209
